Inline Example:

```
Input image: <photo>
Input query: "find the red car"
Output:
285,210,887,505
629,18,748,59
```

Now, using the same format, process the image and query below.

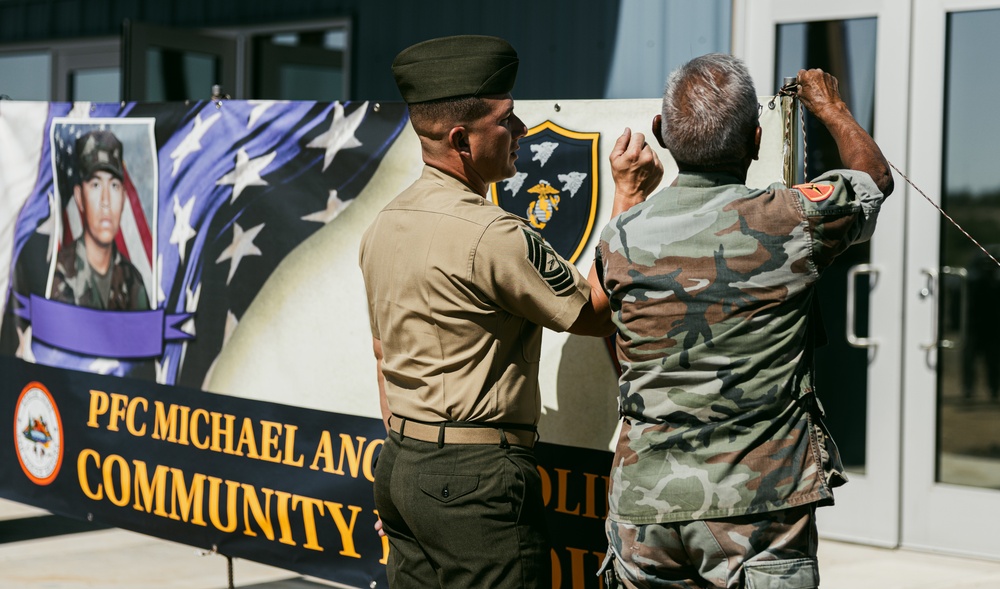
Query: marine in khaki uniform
359,35,661,588
596,54,895,588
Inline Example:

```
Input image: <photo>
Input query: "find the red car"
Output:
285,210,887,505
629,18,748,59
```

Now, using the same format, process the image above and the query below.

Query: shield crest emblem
490,120,599,263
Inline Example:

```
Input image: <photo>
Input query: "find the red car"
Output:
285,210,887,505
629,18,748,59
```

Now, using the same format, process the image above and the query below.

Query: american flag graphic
1,99,408,387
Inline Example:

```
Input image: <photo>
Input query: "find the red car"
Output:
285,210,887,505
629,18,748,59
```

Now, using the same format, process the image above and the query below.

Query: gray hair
660,53,759,167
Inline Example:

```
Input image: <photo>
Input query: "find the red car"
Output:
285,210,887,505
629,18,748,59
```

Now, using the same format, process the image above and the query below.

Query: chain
774,80,999,269
799,100,808,180
770,82,803,183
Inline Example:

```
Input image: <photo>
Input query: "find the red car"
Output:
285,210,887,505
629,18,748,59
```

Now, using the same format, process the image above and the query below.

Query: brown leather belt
389,416,537,448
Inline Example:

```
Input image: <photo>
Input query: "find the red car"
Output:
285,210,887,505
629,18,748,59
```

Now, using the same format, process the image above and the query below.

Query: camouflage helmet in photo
75,130,124,183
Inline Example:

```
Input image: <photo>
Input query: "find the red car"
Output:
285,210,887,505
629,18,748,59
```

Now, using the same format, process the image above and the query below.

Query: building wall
0,0,623,100
0,0,732,101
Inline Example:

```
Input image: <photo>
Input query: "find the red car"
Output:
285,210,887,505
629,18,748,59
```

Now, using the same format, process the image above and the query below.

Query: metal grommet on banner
211,84,230,109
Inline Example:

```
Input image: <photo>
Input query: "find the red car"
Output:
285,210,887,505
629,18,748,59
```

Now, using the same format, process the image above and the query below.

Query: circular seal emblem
14,381,63,485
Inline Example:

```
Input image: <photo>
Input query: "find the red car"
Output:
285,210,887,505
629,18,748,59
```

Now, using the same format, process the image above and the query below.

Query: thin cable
774,81,998,269
887,161,1000,269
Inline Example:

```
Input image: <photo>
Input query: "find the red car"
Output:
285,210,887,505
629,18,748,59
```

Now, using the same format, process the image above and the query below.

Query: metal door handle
846,263,879,349
940,265,968,349
919,268,939,351
918,266,968,351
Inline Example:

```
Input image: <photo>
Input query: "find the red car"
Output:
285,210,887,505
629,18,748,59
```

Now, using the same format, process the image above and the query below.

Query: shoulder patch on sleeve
793,182,835,202
522,228,575,295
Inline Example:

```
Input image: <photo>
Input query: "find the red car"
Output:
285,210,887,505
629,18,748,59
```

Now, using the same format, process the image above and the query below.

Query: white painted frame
904,0,1000,561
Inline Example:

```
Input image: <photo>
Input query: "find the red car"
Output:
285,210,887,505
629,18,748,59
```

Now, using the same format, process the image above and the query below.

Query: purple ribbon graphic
15,293,193,358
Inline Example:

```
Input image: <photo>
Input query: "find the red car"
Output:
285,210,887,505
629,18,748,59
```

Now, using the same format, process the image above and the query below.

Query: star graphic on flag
247,100,289,129
307,101,368,172
216,221,265,284
181,282,201,336
175,282,203,384
15,325,34,362
155,356,171,385
171,112,221,176
186,282,202,313
302,190,350,224
217,149,276,203
170,194,198,262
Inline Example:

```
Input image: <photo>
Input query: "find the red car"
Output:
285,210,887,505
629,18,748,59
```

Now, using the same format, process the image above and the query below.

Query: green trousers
374,431,550,588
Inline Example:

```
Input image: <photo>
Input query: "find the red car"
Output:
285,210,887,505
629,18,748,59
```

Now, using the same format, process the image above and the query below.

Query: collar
673,171,744,188
422,165,483,197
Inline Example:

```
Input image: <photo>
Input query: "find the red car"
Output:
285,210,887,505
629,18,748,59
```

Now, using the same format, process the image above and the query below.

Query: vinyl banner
0,98,785,588
1,355,389,586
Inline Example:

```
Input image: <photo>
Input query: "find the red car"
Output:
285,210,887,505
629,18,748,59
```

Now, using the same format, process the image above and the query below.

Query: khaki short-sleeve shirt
359,166,591,425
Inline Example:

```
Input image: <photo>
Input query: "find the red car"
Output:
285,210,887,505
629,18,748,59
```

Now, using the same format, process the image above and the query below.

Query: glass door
55,40,120,102
737,0,911,547
122,20,351,101
905,0,1000,560
122,21,237,102
248,26,350,101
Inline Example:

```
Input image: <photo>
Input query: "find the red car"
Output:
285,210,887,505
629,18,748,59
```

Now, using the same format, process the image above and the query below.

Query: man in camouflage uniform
596,54,894,588
50,130,149,310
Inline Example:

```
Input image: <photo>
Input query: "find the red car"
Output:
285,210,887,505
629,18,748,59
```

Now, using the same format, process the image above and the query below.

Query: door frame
903,0,1000,560
734,0,912,548
122,20,238,102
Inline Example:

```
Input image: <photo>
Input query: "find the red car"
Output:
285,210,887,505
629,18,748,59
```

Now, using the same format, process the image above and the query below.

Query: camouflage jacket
51,238,149,311
596,169,884,524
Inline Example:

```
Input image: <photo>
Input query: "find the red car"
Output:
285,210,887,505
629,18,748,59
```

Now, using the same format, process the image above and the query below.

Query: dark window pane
938,9,1000,490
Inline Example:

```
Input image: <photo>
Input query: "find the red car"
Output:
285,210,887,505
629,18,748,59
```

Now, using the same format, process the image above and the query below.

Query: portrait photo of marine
47,121,157,311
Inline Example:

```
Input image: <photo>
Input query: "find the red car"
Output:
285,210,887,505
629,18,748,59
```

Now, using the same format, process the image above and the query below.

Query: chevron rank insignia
793,182,835,202
522,228,575,295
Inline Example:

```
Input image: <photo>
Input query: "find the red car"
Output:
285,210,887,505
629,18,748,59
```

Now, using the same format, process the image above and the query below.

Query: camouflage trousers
603,504,819,589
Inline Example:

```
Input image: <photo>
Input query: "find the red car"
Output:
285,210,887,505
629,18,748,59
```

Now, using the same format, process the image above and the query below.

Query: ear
651,115,667,149
750,125,762,161
448,126,472,156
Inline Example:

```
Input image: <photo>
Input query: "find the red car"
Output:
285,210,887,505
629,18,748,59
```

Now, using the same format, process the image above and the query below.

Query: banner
0,98,785,587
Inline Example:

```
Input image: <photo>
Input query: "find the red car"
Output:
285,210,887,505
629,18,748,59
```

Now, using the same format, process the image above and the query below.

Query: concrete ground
3,499,1000,588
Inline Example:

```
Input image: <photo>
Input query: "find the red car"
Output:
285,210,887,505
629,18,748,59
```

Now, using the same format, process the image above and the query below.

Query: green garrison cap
392,35,519,104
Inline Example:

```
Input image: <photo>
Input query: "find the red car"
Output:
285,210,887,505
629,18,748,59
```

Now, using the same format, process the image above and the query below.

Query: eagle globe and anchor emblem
490,120,599,264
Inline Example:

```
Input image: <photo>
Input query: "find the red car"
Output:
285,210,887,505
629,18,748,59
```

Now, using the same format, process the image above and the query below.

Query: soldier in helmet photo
49,129,150,311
